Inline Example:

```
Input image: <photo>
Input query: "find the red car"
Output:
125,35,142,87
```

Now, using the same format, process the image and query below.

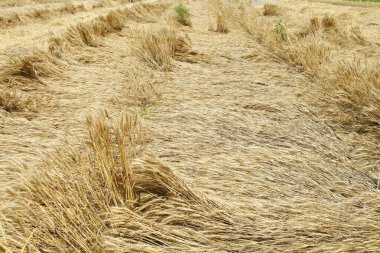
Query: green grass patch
175,4,191,26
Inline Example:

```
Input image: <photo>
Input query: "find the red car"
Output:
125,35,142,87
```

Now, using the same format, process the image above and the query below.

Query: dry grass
349,25,368,45
0,1,86,30
309,0,380,7
28,9,52,19
49,2,169,53
309,17,321,33
240,12,331,73
0,111,236,251
1,1,379,252
297,17,321,37
0,89,37,113
131,25,192,70
322,14,338,32
124,60,164,107
263,4,280,16
63,0,76,14
174,32,192,56
324,60,380,129
213,12,228,33
228,0,379,135
0,51,63,89
129,76,162,107
60,0,86,15
92,0,113,8
0,51,60,113
0,13,22,28
118,0,136,3
105,10,125,31
92,10,126,36
231,3,270,42
0,2,170,115
226,1,380,191
131,25,176,69
123,3,169,23
0,241,11,253
297,15,368,47
207,0,232,33
65,22,100,47
278,36,331,73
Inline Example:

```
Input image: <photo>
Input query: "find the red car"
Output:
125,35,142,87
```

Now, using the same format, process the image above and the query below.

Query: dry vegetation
221,0,380,134
263,4,280,16
0,0,86,29
208,0,229,32
216,0,380,188
213,12,228,33
0,89,37,112
0,51,62,112
2,109,250,251
131,25,192,70
1,0,380,251
47,2,170,56
0,3,211,250
1,1,170,112
0,51,63,87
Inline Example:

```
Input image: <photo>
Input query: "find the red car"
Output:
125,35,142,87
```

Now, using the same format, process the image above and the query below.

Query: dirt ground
0,0,379,252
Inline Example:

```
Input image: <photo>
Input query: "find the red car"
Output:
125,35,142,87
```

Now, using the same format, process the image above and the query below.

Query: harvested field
0,0,379,252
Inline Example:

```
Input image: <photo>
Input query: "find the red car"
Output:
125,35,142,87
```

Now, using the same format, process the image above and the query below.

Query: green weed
175,4,191,26
273,18,288,42
141,105,149,117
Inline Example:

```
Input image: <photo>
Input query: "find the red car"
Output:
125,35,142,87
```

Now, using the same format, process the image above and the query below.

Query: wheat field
0,0,379,252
